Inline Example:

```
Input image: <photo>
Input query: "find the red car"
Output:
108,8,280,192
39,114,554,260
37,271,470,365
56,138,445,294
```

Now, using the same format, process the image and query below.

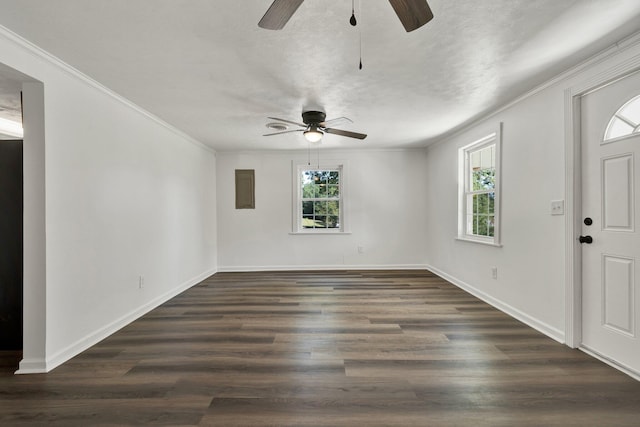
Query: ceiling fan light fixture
304,126,323,143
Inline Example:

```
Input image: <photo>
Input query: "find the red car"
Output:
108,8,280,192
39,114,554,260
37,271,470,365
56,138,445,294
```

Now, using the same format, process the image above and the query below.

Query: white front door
580,70,640,376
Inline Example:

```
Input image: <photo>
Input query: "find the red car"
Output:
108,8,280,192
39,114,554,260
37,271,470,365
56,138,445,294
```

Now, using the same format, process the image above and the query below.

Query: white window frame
291,162,349,234
457,124,502,246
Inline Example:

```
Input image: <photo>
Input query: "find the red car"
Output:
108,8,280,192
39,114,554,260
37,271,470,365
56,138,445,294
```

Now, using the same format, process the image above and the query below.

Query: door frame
565,51,640,376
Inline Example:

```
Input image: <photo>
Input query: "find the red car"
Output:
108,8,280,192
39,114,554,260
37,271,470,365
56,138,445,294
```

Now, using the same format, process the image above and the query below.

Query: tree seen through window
301,170,340,229
468,144,495,237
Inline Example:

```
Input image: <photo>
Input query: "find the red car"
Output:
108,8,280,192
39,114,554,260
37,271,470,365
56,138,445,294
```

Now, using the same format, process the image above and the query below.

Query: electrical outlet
491,267,498,280
139,275,144,289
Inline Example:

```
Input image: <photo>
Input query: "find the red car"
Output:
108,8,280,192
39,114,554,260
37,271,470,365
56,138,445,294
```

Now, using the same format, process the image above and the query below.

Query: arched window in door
604,93,640,142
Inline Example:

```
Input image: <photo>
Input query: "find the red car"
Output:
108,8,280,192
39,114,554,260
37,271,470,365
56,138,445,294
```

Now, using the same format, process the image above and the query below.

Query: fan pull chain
350,0,357,26
356,0,362,70
307,141,311,166
359,28,363,70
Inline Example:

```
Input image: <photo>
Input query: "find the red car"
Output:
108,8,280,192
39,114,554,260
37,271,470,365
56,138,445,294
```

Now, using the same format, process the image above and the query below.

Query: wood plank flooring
1,270,640,426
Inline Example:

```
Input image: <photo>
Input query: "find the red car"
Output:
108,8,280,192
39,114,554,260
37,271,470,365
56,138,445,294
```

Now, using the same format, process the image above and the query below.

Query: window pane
619,95,640,125
314,201,327,215
478,193,489,213
466,194,474,234
304,170,319,186
480,147,490,169
302,171,314,184
328,171,339,184
302,215,315,228
317,183,327,197
488,215,495,237
302,201,313,215
328,184,339,197
605,117,635,140
473,214,481,235
472,171,480,191
470,150,481,169
473,169,494,191
302,182,314,198
327,201,339,216
472,214,486,236
315,215,327,228
327,216,339,228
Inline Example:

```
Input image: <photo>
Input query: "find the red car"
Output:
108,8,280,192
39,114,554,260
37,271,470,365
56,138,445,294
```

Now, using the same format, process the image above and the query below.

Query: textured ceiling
1,0,640,150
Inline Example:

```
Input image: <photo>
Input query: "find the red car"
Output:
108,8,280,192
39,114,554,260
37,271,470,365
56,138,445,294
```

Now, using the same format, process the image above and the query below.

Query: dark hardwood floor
1,270,639,426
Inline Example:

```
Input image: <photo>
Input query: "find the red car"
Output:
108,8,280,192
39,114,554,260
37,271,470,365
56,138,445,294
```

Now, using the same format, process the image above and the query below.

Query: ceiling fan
264,111,367,142
258,0,434,32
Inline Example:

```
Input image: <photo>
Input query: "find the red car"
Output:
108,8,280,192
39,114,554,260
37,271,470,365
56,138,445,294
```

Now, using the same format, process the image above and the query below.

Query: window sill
290,231,352,235
455,236,503,248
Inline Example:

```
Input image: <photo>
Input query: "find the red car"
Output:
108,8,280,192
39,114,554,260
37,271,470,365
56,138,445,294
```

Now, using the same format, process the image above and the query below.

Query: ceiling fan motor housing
302,111,326,125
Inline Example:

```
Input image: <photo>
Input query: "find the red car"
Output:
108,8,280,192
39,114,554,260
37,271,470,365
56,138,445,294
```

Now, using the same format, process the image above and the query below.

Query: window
293,163,345,233
604,94,640,142
458,125,502,245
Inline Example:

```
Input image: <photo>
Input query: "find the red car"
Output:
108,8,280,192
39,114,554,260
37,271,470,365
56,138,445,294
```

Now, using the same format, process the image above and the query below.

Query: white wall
217,149,428,270
21,81,47,372
0,26,218,372
425,91,566,340
424,35,640,342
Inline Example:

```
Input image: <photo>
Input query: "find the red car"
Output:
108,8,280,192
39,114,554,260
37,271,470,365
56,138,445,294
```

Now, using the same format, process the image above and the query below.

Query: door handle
579,235,593,244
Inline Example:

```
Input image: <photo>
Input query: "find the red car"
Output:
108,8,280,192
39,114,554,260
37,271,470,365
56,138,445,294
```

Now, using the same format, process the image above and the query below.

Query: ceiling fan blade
324,128,367,140
258,0,304,30
388,0,434,32
267,117,306,128
319,117,353,128
263,129,304,136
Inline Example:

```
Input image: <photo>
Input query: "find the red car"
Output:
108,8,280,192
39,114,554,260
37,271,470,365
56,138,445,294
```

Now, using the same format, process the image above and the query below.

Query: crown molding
429,29,640,148
0,25,214,154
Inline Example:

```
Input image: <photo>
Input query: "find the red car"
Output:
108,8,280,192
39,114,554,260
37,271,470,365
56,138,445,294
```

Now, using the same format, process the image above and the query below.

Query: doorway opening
0,140,23,372
0,60,45,374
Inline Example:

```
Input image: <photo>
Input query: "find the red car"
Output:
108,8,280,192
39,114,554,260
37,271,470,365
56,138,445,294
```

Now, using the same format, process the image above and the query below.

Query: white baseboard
15,358,47,375
217,264,429,272
38,267,217,373
426,264,565,344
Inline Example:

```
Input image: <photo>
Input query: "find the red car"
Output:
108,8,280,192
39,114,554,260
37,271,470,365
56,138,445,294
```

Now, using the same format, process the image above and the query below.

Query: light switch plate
551,200,564,215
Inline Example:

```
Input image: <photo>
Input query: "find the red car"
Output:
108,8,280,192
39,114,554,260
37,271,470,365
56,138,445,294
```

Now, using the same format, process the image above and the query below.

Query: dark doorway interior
0,140,23,369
